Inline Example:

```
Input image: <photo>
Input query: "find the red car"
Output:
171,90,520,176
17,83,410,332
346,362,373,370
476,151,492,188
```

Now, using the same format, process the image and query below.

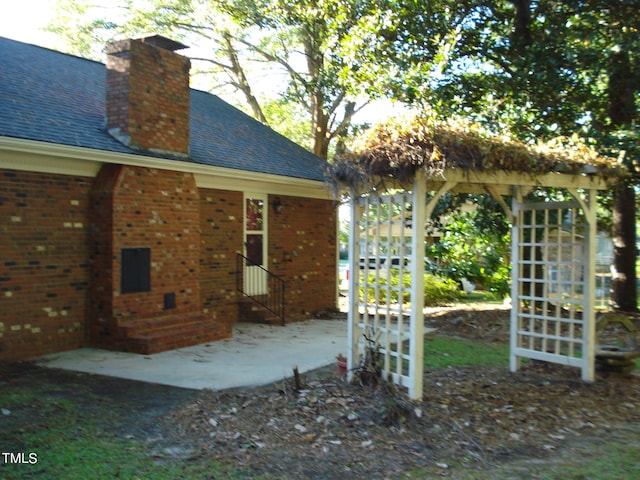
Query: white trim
195,172,332,199
442,170,612,192
243,192,269,295
346,188,361,379
409,170,426,400
0,136,333,199
0,142,102,177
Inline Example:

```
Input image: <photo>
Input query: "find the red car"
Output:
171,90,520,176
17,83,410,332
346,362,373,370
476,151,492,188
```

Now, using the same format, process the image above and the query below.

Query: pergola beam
352,170,612,198
443,170,612,192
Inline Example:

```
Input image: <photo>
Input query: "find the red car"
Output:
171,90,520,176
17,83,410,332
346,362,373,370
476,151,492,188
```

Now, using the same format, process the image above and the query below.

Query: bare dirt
158,304,640,479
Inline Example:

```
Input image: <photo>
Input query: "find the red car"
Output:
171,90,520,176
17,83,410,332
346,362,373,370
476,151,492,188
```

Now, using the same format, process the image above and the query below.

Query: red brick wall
0,166,336,360
199,190,337,324
106,38,191,156
0,169,91,360
199,188,243,323
269,195,337,319
89,165,203,346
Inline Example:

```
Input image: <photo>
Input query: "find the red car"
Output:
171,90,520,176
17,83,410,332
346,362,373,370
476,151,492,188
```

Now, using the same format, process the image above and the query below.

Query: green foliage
361,271,462,307
261,97,312,150
423,274,464,306
426,209,511,299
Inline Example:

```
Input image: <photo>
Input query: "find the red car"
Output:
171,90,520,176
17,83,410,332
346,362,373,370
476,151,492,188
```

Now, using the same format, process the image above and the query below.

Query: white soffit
0,137,333,200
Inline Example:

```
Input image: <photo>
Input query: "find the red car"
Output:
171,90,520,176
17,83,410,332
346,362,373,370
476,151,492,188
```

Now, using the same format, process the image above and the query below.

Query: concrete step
125,321,231,355
118,312,208,336
238,298,282,325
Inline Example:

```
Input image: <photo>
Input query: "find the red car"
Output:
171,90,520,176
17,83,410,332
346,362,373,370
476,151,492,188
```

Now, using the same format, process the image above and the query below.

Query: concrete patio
34,319,347,390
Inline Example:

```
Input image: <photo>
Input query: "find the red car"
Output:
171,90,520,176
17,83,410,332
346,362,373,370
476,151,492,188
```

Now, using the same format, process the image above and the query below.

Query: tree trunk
311,101,330,159
611,185,637,311
222,33,267,124
608,49,637,311
303,30,330,160
510,0,532,52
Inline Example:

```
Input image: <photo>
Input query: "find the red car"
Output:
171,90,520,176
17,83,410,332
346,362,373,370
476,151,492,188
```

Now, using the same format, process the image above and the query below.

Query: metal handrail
236,253,285,325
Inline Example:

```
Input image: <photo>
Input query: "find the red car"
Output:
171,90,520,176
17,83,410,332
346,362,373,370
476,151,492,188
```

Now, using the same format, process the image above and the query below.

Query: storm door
244,193,268,295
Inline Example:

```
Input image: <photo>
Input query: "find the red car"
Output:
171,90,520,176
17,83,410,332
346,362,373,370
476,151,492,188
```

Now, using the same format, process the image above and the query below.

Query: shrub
361,271,462,306
426,209,511,299
424,273,464,305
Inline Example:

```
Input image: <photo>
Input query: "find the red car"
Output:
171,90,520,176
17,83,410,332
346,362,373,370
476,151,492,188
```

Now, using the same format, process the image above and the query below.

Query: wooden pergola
332,116,625,400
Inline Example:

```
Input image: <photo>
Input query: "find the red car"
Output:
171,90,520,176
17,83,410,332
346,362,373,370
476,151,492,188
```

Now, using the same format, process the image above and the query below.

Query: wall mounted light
272,197,283,214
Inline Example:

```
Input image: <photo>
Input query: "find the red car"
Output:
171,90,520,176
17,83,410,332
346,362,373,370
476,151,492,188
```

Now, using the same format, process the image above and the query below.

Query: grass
0,384,242,480
457,290,506,305
409,437,640,480
424,336,509,369
539,443,640,480
404,439,640,480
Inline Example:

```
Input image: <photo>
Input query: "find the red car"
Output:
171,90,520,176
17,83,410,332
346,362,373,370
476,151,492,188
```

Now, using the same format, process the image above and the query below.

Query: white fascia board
441,169,612,192
0,136,334,200
193,172,333,199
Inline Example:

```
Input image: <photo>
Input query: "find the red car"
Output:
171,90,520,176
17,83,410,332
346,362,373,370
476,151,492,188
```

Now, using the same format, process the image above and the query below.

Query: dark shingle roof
0,36,326,181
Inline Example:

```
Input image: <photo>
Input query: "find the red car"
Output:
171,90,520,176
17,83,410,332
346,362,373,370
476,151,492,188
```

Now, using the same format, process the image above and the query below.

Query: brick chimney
106,35,191,157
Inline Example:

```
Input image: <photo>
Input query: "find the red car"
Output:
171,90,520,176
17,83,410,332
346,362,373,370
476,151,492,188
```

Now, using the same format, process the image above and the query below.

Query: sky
0,0,58,47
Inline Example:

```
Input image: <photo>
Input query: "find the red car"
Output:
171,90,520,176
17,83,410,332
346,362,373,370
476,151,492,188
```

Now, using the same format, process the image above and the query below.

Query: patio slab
34,319,347,390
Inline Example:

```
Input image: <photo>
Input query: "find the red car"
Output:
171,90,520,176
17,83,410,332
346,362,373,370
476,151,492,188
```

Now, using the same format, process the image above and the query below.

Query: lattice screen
347,189,424,398
511,198,594,377
347,182,598,396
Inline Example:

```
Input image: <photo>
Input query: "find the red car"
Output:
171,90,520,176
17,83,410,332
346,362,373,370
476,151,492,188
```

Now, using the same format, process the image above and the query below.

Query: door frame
243,192,269,295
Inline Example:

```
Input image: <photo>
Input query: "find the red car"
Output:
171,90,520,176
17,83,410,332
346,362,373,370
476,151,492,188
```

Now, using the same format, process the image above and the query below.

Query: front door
244,193,268,295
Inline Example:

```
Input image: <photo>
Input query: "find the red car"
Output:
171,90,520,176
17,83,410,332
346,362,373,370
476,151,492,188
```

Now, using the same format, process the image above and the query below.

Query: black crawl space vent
121,247,151,293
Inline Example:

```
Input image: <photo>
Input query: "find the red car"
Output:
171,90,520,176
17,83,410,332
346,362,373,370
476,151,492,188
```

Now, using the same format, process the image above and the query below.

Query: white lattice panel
511,194,596,379
347,177,426,399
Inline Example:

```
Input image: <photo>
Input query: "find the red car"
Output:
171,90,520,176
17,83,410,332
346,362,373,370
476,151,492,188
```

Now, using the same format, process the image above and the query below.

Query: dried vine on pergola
326,114,627,194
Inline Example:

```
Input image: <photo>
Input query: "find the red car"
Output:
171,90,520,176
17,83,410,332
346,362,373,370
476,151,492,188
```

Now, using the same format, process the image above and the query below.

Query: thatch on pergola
328,115,625,193
329,114,627,400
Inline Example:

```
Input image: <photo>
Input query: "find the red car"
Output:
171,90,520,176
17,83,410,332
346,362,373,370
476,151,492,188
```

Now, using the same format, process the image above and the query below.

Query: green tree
387,1,639,310
48,0,363,158
47,0,458,159
426,206,511,298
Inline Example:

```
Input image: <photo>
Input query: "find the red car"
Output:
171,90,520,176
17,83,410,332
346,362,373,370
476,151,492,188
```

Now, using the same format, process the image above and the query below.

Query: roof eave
0,136,334,200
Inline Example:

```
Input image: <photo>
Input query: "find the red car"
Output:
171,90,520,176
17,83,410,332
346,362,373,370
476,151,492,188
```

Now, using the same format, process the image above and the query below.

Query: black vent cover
121,248,151,293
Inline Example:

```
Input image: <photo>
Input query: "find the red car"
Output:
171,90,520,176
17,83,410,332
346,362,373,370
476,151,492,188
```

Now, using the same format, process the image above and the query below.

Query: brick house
0,35,337,361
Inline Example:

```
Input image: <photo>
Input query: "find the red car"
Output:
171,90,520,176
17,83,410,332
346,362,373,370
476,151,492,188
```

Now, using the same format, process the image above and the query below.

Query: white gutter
0,136,334,200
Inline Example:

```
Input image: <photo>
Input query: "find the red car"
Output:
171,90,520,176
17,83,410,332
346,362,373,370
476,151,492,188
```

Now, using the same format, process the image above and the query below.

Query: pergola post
510,187,523,372
574,188,598,382
408,171,426,399
346,187,361,378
